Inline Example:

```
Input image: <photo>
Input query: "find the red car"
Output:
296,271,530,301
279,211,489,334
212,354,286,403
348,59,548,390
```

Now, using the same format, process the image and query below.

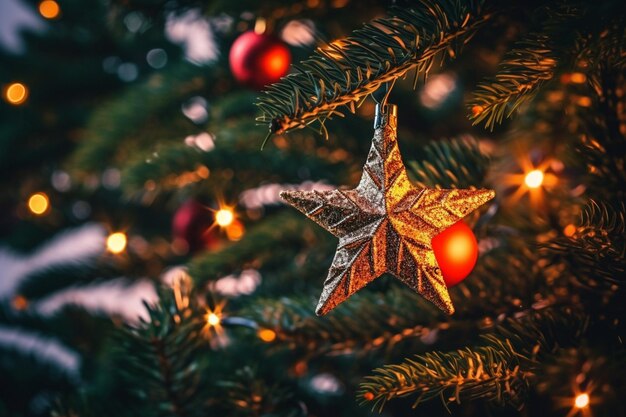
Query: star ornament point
281,110,494,316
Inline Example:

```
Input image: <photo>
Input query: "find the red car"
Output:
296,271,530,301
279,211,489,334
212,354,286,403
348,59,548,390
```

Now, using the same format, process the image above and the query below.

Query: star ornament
280,104,494,316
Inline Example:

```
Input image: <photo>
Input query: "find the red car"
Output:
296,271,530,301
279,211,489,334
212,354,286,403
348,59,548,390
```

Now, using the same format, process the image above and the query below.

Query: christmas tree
1,0,625,416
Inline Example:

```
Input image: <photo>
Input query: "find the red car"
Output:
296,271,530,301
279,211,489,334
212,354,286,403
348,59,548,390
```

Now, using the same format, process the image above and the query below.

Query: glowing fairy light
203,301,227,341
28,192,49,215
215,207,234,227
4,82,29,105
257,328,276,342
524,169,545,189
106,232,127,254
207,312,221,326
39,0,60,19
575,393,590,409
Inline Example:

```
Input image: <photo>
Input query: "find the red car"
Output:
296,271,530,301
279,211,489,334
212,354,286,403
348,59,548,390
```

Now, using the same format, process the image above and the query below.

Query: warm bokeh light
28,192,49,215
106,232,127,254
12,295,28,311
564,224,577,237
215,207,234,227
525,169,545,189
226,221,245,241
207,312,221,327
258,328,277,342
39,0,60,19
203,302,227,339
4,82,28,105
575,393,590,409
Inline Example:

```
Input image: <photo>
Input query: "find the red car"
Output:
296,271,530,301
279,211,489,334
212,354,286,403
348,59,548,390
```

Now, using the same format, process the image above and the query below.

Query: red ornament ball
172,199,219,254
229,31,291,89
431,221,479,287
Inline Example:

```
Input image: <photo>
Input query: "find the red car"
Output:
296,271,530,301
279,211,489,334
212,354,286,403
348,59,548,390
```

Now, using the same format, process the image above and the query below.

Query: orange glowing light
203,301,227,339
12,295,28,311
4,83,28,105
258,328,276,342
564,224,577,237
106,232,127,254
575,393,590,409
39,0,60,19
570,73,586,84
207,312,221,326
525,170,544,189
226,221,245,241
28,192,49,215
501,154,558,207
215,207,234,227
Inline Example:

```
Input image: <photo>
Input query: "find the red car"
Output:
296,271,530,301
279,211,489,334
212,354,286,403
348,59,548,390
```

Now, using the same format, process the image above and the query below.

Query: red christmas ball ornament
431,221,479,287
172,199,219,254
229,31,291,89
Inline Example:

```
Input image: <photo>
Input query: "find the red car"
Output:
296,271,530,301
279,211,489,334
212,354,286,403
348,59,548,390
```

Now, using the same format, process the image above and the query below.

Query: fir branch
546,200,626,288
469,31,558,130
187,212,328,288
407,136,490,189
16,257,123,300
257,0,489,135
113,288,207,417
358,308,587,412
213,367,305,417
70,62,209,173
120,122,346,195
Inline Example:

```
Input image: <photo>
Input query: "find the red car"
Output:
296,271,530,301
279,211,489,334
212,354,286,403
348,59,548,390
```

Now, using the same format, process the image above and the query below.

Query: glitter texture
280,104,495,316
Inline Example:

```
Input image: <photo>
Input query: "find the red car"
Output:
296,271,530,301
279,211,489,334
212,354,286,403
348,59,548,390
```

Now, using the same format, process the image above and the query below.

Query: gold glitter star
281,104,494,316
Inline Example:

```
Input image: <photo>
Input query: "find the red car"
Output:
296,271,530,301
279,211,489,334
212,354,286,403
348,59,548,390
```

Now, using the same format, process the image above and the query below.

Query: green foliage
546,200,626,288
257,0,488,135
70,62,211,173
16,257,124,300
188,212,328,287
469,31,559,130
358,308,587,412
407,136,490,189
108,288,208,417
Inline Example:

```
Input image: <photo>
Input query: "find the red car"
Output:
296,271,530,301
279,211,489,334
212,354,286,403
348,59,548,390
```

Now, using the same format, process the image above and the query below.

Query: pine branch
257,0,489,135
546,200,626,288
112,288,208,417
407,136,490,189
16,256,124,300
69,62,210,173
213,367,305,417
187,212,328,288
469,31,559,130
358,307,587,412
120,122,347,195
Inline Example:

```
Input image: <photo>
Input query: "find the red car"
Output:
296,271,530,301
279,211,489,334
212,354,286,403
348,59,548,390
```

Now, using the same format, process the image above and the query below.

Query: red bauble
172,199,219,253
229,31,291,89
431,221,478,287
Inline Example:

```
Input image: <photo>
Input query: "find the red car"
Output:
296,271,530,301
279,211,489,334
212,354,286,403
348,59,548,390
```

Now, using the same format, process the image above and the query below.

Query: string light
106,232,127,254
524,169,545,189
215,207,235,227
28,192,49,215
39,0,60,19
574,393,590,409
207,312,221,326
203,302,227,340
258,328,276,342
4,82,29,105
